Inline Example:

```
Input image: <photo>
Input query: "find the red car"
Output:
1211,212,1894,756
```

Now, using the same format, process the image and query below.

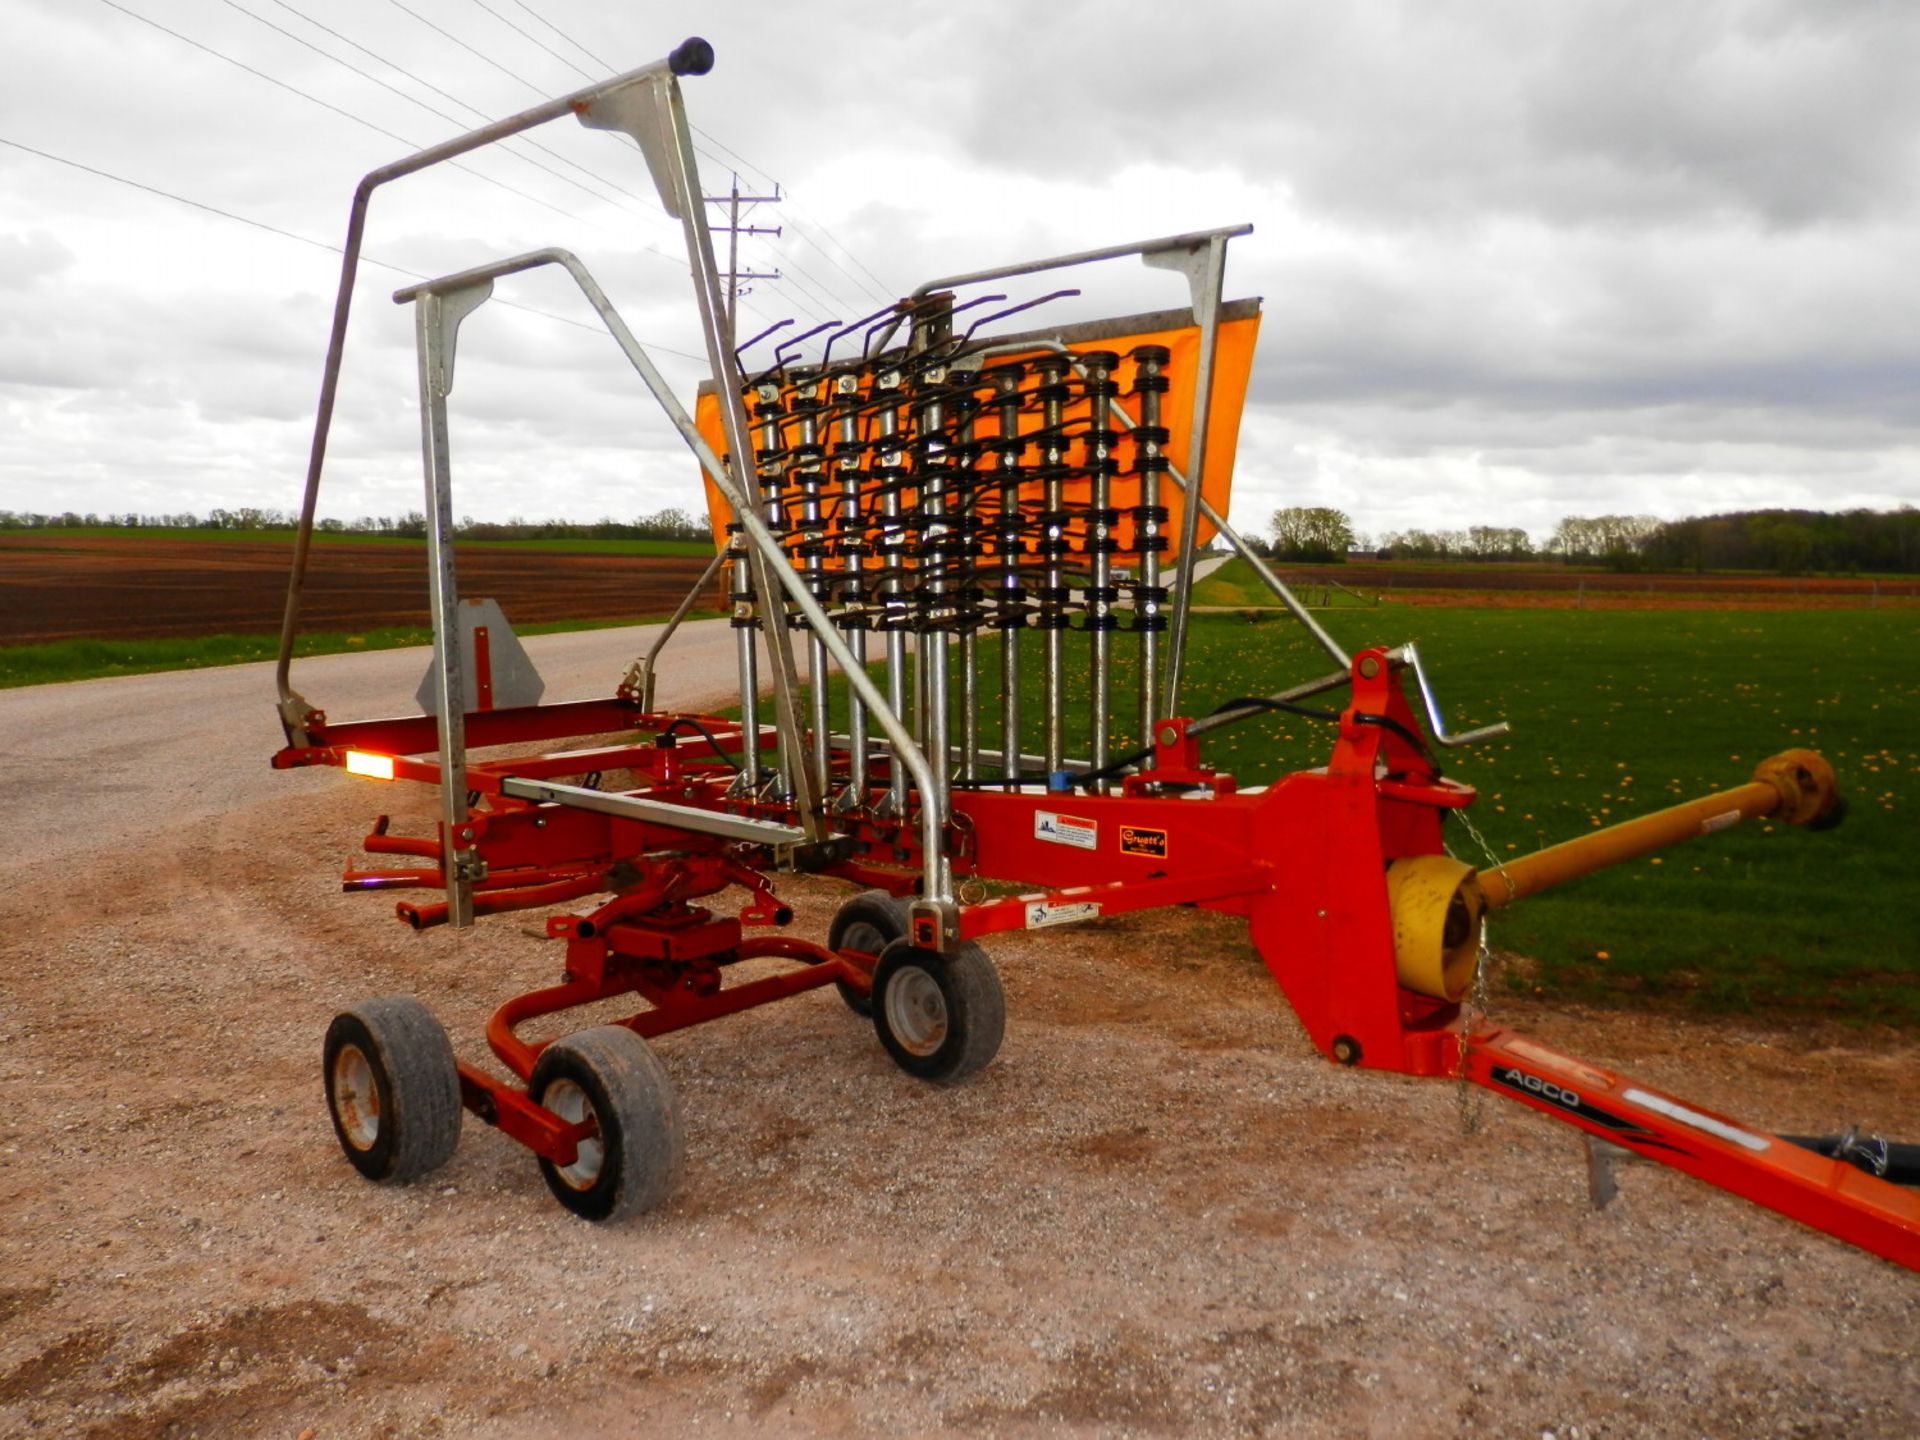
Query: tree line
1264,505,1920,574
8,501,1915,573
0,507,712,543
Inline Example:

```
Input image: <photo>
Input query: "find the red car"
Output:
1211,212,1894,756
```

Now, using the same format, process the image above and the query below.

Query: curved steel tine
947,292,1008,321
772,320,836,370
734,317,792,361
822,303,898,370
957,288,1082,347
747,320,836,389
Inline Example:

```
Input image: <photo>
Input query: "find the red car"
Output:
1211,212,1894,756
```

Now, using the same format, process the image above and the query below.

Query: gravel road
0,620,1914,1437
0,619,746,864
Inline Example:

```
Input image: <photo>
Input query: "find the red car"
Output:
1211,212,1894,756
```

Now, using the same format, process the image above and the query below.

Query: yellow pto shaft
1387,749,1843,1003
1474,748,1843,911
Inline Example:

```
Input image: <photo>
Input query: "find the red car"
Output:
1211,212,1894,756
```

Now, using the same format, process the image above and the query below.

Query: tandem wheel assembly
323,996,688,1222
319,890,1004,1220
828,891,1007,1082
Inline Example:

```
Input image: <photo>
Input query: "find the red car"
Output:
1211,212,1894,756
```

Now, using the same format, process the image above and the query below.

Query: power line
216,0,627,215
385,0,552,99
89,4,844,345
468,2,899,307
92,0,595,230
0,134,709,362
375,0,712,256
687,124,896,302
0,134,386,268
506,0,613,72
781,205,896,304
758,252,847,326
467,0,595,82
682,178,874,319
255,0,659,216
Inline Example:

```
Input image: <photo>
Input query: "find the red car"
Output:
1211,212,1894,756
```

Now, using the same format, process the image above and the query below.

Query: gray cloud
0,0,1916,542
951,2,1920,231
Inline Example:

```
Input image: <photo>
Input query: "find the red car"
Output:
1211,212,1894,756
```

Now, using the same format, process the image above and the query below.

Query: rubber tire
323,995,462,1184
529,1026,684,1222
826,889,914,1016
870,938,1006,1085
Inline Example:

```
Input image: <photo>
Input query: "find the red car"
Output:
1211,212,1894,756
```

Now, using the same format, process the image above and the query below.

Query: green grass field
864,609,1917,1025
1306,608,1918,1023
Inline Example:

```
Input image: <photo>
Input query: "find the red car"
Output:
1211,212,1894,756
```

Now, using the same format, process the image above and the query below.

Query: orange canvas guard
692,308,1260,566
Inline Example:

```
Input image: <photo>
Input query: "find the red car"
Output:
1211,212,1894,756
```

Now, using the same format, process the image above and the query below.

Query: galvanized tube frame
276,37,717,742
391,245,958,911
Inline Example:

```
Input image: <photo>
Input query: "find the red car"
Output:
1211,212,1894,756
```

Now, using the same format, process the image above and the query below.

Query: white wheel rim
331,1043,380,1151
543,1078,604,1190
885,964,948,1057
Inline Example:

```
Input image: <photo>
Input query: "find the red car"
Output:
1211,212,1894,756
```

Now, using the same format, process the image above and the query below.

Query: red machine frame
277,642,1920,1270
270,35,1916,1269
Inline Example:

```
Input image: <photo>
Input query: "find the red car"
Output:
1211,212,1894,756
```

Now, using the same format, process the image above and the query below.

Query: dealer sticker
1119,824,1169,859
1026,900,1101,929
1035,810,1098,850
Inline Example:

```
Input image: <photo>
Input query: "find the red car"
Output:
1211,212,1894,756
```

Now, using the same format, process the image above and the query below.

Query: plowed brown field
0,534,720,646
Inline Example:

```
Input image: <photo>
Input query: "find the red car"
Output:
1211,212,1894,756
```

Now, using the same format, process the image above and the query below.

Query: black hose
660,716,738,766
1214,695,1343,725
1073,694,1346,790
1784,1133,1920,1186
948,773,1055,791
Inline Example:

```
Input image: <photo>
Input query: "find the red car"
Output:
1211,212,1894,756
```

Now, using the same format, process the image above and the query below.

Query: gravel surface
1,625,1914,1437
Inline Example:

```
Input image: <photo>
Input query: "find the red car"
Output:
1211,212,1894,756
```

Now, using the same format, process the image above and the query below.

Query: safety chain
1453,803,1515,906
1454,921,1494,1135
1447,805,1513,1135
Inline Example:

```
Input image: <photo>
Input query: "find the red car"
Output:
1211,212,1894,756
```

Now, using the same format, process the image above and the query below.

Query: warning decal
1034,810,1098,850
1118,824,1169,859
1025,900,1101,929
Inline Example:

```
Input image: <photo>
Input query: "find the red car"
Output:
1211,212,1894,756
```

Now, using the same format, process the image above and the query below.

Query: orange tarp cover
692,311,1259,566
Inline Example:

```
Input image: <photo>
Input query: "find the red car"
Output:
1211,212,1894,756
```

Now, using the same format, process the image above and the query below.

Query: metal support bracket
574,74,687,218
1144,233,1230,721
411,279,494,929
1586,1135,1636,1209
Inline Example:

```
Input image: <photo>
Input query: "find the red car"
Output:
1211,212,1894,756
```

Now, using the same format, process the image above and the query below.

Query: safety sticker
1035,810,1097,850
1026,900,1101,929
1118,824,1169,859
1700,809,1743,834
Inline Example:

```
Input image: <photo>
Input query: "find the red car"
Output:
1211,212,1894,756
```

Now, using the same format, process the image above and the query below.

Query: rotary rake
271,38,1918,1268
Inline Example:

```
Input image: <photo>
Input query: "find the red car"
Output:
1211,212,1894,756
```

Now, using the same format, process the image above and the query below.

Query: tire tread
531,1026,683,1221
324,994,461,1184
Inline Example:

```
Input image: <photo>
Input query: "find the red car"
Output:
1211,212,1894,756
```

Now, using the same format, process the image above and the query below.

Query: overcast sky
3,0,1917,543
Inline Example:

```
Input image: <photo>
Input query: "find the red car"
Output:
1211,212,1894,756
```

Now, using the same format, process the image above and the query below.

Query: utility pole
703,175,782,348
